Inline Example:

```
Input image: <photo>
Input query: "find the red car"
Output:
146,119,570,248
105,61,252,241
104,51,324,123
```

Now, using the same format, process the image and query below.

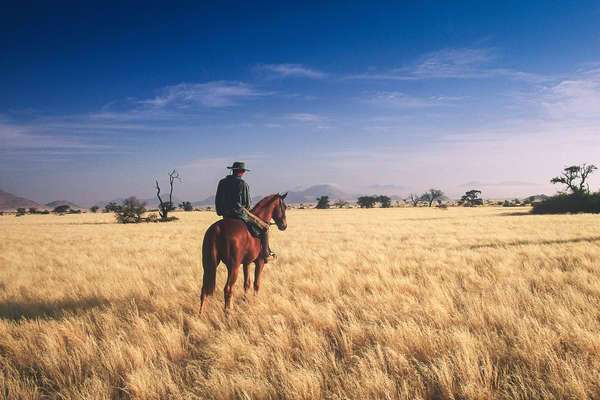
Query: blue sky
1,1,600,205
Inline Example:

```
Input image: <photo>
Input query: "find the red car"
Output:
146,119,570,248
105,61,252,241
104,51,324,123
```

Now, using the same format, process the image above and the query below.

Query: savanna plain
1,207,599,399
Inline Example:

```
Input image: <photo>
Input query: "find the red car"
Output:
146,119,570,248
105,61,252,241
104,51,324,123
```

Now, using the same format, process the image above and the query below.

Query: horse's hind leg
253,259,265,295
224,264,241,312
243,263,251,296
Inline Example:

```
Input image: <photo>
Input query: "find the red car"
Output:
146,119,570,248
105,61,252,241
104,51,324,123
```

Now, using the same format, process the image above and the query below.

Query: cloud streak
348,47,548,82
140,81,266,108
259,63,327,79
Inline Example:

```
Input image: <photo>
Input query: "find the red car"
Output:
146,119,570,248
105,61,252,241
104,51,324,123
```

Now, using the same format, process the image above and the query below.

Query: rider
215,161,275,262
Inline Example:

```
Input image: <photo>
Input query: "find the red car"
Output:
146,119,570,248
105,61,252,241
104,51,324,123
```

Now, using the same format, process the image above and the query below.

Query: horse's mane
251,194,279,213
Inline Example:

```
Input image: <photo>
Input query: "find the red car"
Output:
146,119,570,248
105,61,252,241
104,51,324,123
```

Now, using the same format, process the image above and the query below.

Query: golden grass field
1,207,599,399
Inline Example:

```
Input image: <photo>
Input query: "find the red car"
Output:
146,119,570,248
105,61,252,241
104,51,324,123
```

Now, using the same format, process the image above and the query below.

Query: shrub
179,201,193,211
316,196,330,209
531,193,600,214
114,196,146,223
90,206,99,213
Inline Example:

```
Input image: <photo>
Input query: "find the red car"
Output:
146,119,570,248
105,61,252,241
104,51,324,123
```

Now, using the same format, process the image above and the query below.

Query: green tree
551,163,597,195
115,196,146,223
357,196,377,208
420,189,444,207
104,202,121,213
316,196,330,209
459,190,483,207
377,195,392,208
90,206,99,213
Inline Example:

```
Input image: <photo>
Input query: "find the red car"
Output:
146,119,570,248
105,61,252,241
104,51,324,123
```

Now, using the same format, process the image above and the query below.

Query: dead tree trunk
155,169,181,221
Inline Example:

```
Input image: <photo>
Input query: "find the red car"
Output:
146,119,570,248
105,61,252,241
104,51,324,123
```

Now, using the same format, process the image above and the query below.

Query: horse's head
272,193,288,231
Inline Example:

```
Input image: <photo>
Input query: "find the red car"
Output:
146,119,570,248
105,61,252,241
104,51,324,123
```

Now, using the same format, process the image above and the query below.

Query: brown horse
200,193,288,314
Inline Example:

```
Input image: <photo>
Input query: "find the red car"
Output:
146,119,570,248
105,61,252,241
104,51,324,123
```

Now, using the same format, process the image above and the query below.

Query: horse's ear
280,192,288,200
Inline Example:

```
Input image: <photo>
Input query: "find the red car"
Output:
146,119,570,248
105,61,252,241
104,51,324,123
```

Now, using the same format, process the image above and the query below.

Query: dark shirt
215,175,251,221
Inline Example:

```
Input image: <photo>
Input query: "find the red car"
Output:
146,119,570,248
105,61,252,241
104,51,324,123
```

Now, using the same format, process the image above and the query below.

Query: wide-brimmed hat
227,161,250,171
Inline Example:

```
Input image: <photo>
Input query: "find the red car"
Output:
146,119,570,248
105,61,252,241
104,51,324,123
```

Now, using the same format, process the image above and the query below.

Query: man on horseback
215,161,276,262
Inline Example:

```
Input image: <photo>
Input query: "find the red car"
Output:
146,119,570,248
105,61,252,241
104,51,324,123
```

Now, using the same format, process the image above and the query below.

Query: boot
261,230,276,263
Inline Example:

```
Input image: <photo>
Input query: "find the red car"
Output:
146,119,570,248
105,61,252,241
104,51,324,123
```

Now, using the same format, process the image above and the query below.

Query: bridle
271,196,287,229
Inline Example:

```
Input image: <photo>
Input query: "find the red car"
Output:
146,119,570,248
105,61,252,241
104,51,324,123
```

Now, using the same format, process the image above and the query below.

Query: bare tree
406,193,420,207
551,164,597,195
155,169,181,221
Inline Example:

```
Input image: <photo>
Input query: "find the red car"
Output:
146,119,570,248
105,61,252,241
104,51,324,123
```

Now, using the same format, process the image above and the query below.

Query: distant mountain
283,184,351,204
0,189,44,211
524,194,550,202
191,184,351,207
45,200,82,210
192,195,215,207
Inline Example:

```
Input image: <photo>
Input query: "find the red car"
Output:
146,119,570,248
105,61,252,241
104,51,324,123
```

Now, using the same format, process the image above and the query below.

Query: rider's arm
215,180,225,216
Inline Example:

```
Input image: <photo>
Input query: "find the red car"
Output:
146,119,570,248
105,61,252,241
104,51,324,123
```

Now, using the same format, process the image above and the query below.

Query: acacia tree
551,164,597,195
406,193,420,207
357,196,377,208
459,190,483,206
377,195,392,208
420,189,445,207
155,169,181,221
115,196,146,223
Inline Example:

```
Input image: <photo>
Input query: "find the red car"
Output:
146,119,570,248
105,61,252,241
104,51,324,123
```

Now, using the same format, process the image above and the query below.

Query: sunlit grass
1,207,599,399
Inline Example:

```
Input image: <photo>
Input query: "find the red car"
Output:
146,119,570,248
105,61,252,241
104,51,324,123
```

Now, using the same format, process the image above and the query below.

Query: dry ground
1,207,599,399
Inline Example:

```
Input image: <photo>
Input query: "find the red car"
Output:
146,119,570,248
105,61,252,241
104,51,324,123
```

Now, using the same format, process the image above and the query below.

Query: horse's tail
201,222,220,296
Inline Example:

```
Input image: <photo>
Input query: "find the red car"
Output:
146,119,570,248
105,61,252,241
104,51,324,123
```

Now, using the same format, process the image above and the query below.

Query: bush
179,201,193,211
316,196,330,209
114,196,146,223
104,202,121,213
90,206,99,213
53,205,70,214
531,193,600,214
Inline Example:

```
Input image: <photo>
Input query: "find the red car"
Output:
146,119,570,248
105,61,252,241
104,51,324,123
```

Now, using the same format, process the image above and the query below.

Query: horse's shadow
0,296,111,321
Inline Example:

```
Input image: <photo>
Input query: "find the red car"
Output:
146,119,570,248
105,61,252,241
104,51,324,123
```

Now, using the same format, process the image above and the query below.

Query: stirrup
263,251,277,263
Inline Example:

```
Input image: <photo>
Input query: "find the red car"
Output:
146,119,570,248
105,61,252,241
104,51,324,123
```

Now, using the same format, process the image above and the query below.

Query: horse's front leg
243,263,251,296
224,263,241,312
253,258,265,296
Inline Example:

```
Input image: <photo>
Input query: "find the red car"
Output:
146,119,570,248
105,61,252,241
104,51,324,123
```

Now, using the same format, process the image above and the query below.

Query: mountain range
0,186,553,211
0,189,44,211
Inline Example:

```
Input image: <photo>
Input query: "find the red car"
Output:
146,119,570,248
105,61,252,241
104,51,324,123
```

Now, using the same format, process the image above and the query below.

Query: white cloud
285,113,322,122
540,69,600,120
140,81,265,108
364,91,441,108
259,63,327,79
0,122,107,150
347,47,547,82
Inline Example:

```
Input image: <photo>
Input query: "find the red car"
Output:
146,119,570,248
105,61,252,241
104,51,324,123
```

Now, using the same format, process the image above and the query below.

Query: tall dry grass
1,207,599,399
